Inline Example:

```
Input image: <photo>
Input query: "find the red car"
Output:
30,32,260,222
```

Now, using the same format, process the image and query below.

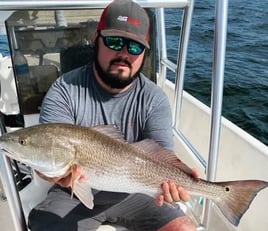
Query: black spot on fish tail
215,180,268,226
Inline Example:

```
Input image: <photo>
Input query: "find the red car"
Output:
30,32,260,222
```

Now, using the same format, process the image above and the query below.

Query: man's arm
143,90,199,205
143,92,174,151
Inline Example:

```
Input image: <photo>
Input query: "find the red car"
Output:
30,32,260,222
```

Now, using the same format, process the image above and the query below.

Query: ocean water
0,1,267,145
164,0,267,145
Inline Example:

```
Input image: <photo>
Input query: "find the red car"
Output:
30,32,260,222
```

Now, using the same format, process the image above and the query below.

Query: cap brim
100,29,150,49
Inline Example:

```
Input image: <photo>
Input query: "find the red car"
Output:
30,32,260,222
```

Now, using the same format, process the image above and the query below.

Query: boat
0,1,267,230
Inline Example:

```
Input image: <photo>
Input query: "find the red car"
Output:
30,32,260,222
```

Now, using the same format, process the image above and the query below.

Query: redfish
0,123,267,226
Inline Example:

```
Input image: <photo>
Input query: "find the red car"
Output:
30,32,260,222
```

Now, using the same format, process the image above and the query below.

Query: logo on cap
117,16,141,25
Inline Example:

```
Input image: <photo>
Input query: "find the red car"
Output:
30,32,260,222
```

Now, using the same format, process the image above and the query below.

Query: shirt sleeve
143,92,174,151
39,76,75,124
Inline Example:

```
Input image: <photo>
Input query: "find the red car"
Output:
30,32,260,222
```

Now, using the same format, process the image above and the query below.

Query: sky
0,11,13,34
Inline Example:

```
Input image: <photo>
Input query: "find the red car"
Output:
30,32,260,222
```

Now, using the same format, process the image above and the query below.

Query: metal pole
173,0,195,128
0,113,28,231
202,0,229,228
0,154,28,231
0,0,189,10
156,8,168,87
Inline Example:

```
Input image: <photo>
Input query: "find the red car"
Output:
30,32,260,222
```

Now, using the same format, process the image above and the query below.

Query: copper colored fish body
0,123,267,227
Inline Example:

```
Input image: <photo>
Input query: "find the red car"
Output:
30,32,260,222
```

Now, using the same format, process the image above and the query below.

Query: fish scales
66,126,169,193
0,123,267,227
59,126,160,194
77,130,171,194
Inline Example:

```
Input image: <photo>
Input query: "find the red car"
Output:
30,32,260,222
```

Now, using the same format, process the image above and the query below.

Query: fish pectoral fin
73,180,94,209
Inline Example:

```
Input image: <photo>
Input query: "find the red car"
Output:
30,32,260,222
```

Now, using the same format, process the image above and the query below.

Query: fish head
0,125,76,176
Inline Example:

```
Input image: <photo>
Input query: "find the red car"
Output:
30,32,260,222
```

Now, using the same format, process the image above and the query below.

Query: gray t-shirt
40,64,173,150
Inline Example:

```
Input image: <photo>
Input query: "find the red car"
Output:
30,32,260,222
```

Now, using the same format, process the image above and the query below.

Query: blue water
164,0,268,145
0,0,267,145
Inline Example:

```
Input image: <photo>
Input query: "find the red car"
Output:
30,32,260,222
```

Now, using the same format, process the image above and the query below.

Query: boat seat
19,65,59,115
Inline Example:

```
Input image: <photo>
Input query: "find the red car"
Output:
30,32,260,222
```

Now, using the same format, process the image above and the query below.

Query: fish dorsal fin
91,125,126,142
132,139,194,176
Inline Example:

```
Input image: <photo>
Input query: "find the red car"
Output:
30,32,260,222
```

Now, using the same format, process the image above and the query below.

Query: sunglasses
99,33,145,55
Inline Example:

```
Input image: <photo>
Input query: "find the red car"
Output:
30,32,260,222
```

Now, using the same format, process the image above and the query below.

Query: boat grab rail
156,0,228,182
156,2,208,169
0,116,28,231
0,0,189,10
156,0,229,228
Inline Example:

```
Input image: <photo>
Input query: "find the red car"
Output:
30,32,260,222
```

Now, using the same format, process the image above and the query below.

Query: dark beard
95,57,138,89
93,41,143,89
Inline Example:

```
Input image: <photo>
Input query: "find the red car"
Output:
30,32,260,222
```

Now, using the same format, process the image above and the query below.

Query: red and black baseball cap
97,0,150,48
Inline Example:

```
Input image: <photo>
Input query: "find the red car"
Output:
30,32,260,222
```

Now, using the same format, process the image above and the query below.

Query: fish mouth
0,147,68,177
0,147,15,158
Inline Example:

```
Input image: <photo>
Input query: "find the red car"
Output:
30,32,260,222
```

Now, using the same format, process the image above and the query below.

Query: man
28,0,197,230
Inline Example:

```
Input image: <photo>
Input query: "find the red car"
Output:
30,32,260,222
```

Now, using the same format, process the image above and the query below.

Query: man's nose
116,44,129,57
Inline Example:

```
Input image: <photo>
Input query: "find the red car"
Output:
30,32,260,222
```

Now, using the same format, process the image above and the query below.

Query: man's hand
155,168,199,206
36,165,86,188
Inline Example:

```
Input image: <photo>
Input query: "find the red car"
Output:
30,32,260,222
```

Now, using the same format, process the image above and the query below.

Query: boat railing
156,0,229,227
0,0,229,230
0,0,189,10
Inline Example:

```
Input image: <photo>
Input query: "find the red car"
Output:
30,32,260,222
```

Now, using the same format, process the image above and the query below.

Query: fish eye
19,138,27,145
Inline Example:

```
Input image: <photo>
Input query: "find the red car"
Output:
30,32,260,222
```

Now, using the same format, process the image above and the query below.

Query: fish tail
215,180,268,226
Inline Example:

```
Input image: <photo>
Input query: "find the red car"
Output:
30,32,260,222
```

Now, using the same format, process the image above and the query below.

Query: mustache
110,58,132,68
